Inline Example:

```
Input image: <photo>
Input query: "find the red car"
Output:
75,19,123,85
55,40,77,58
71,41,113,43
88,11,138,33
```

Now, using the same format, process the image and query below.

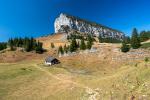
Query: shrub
121,41,130,52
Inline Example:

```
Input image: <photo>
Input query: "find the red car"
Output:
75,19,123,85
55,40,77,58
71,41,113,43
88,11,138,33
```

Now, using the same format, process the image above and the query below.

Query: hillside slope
36,33,69,49
0,36,150,99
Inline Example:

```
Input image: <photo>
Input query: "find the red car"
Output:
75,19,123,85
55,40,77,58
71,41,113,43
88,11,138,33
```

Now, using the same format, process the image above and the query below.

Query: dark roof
45,56,56,62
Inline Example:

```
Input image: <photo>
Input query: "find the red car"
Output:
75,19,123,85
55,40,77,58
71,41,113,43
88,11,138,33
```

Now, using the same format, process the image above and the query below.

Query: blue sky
0,0,150,42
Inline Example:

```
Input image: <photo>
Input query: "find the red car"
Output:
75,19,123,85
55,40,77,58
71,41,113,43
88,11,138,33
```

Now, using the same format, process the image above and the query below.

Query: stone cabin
45,56,60,66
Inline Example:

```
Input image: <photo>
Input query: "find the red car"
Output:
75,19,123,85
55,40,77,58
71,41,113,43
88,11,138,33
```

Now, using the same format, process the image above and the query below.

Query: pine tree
86,35,93,50
87,35,93,43
30,37,34,50
8,38,15,51
25,39,31,52
7,37,42,52
58,45,64,54
131,28,141,49
80,38,86,50
86,41,92,50
140,31,149,42
33,39,37,50
69,44,74,52
0,42,7,51
64,44,68,53
72,38,78,48
70,38,77,52
121,40,130,52
35,41,43,54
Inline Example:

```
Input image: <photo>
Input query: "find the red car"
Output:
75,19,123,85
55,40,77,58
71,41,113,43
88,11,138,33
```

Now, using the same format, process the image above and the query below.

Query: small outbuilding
45,56,60,66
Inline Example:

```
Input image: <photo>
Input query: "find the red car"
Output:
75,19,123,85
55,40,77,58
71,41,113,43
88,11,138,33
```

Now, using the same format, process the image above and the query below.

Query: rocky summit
54,13,125,40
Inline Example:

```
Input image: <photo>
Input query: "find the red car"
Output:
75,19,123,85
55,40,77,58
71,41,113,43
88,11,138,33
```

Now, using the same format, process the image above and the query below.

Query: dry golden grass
0,56,150,100
37,33,69,49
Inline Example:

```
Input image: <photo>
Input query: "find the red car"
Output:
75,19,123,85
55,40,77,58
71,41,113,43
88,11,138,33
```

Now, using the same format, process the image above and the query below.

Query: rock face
54,13,125,40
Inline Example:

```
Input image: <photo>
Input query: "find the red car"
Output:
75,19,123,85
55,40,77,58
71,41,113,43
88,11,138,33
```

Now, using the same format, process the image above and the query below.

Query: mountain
54,13,125,40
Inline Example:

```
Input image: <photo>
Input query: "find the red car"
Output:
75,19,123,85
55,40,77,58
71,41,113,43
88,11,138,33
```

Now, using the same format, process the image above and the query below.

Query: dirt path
34,64,99,100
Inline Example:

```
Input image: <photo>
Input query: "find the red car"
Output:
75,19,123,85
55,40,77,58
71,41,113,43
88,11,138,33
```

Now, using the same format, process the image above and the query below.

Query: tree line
98,35,122,43
121,28,150,52
0,37,44,54
0,42,7,51
140,31,150,42
58,34,94,55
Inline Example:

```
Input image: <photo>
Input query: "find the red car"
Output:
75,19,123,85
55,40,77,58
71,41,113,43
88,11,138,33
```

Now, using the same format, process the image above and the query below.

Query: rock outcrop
54,13,125,40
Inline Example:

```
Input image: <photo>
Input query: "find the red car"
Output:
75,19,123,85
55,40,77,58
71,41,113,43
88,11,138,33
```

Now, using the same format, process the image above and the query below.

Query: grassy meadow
0,58,150,100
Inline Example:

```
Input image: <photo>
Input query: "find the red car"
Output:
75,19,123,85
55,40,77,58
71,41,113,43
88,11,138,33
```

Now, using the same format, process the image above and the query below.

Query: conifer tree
7,37,42,52
72,38,78,48
25,39,31,52
86,35,93,49
131,28,141,49
30,37,34,50
70,38,77,52
80,38,86,50
87,35,93,43
8,38,15,51
58,45,64,54
33,39,37,50
86,41,92,50
140,31,149,42
0,42,7,51
35,41,43,54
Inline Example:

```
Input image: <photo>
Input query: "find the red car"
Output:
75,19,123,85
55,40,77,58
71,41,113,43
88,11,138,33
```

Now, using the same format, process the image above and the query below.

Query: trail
33,64,99,100
33,64,135,100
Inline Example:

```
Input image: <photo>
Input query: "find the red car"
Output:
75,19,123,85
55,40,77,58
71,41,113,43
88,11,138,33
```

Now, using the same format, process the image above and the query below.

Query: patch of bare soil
37,33,69,49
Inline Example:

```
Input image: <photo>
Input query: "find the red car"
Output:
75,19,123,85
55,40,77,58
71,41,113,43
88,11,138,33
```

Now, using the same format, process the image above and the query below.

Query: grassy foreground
0,59,150,100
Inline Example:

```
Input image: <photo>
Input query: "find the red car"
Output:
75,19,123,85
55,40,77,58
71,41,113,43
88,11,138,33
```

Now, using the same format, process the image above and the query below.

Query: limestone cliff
54,13,125,40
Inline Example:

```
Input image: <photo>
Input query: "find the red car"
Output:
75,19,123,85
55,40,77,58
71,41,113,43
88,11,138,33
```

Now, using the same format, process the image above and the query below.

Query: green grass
141,42,150,48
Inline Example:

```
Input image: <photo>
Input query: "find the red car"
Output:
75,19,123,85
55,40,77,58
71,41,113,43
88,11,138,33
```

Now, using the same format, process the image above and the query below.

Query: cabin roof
45,56,56,62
